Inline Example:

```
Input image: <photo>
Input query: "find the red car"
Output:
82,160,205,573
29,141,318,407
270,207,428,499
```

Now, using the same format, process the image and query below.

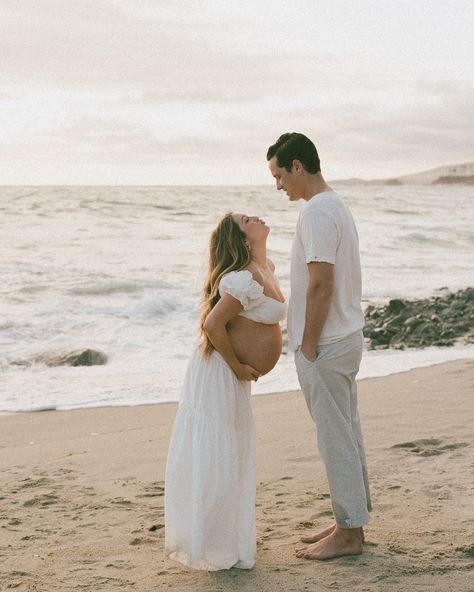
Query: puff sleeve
218,270,263,309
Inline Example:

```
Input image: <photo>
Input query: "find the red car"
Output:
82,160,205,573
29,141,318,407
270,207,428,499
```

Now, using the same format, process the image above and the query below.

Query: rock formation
364,288,474,349
12,348,108,367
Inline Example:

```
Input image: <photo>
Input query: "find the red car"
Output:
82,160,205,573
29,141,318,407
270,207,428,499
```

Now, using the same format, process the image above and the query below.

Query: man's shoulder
302,192,340,218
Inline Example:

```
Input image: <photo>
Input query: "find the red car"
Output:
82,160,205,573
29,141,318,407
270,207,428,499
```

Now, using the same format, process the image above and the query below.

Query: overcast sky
0,0,472,184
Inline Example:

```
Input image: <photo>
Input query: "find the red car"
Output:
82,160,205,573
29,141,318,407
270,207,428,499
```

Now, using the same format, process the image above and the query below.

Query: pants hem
335,514,370,529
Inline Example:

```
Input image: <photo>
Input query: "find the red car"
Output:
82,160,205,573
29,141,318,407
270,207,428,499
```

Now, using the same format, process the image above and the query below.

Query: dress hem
166,547,255,571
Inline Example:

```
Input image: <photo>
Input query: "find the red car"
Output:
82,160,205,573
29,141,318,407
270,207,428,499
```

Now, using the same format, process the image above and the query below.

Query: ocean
1,184,473,412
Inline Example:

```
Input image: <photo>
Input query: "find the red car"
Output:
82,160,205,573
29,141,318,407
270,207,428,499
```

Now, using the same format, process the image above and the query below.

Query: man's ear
292,159,304,174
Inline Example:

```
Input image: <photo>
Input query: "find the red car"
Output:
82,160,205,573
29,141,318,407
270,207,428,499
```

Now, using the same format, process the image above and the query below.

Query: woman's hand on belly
234,363,261,382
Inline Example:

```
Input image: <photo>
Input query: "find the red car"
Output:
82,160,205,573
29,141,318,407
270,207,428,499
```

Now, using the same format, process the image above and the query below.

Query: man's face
268,156,301,201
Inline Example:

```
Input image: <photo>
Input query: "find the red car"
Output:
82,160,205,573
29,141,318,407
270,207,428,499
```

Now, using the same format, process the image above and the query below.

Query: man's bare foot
301,524,365,544
256,536,262,545
296,527,363,561
300,523,336,543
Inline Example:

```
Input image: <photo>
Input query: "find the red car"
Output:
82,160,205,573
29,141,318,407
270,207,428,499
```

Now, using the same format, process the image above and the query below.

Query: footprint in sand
136,482,165,498
391,438,469,457
316,510,334,518
295,520,315,530
456,544,474,558
109,497,133,506
129,536,154,545
18,477,53,489
52,468,77,480
23,493,59,507
105,560,131,569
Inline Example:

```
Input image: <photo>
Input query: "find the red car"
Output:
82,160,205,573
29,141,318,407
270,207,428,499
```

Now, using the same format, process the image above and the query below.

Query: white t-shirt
288,191,364,350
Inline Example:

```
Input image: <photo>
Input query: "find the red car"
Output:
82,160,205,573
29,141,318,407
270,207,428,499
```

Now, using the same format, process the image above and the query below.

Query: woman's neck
250,242,268,267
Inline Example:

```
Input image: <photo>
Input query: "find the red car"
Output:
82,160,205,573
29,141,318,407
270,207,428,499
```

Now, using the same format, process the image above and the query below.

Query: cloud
0,1,472,183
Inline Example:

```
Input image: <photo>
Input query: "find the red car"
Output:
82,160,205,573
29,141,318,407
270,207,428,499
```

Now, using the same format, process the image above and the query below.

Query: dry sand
1,359,473,591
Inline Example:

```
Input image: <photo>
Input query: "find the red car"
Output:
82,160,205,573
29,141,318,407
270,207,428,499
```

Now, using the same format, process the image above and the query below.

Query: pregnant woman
165,212,286,571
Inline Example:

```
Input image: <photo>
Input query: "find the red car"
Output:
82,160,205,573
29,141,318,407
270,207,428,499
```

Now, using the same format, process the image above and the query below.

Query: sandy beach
1,359,473,591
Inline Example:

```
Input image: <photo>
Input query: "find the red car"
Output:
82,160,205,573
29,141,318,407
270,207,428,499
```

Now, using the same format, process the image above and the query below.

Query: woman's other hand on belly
234,363,261,382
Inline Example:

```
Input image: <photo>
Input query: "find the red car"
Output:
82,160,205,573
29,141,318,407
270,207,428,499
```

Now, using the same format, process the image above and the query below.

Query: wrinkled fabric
295,331,371,528
219,270,287,324
165,349,256,571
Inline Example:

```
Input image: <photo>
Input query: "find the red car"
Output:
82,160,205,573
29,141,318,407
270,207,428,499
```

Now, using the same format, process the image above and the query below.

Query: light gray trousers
295,330,371,529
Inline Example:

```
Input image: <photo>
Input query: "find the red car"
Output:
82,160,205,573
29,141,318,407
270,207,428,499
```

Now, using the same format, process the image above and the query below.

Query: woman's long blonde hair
199,213,251,356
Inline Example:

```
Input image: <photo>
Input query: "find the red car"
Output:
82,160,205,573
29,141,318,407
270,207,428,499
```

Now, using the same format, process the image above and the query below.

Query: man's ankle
335,526,361,540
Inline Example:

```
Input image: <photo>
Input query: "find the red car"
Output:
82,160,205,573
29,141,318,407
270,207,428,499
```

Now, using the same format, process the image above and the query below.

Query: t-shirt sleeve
218,270,264,309
300,209,338,265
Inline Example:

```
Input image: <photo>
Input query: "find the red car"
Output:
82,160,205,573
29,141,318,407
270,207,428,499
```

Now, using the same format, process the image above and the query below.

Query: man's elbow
308,279,334,299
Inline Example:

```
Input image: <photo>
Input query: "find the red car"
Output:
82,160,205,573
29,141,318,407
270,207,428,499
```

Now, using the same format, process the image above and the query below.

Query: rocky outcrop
433,175,474,185
12,348,108,367
332,162,474,186
364,288,474,349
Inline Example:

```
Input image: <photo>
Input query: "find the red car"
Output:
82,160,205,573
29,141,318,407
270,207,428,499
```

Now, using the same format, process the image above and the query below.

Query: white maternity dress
165,270,286,571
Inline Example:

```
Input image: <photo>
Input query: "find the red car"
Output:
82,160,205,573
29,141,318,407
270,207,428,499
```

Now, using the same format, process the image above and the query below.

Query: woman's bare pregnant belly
227,316,282,376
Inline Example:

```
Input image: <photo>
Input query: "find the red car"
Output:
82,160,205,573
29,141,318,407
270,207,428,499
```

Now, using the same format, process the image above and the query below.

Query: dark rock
12,348,107,368
433,175,474,185
465,288,474,302
387,299,407,314
383,316,403,331
364,288,474,349
403,316,423,329
465,329,474,344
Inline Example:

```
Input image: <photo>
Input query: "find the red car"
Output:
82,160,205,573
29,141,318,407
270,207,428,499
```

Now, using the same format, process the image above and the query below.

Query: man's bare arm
301,262,334,361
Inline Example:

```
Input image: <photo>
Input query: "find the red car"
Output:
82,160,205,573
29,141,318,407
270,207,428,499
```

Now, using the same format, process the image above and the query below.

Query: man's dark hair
266,132,321,174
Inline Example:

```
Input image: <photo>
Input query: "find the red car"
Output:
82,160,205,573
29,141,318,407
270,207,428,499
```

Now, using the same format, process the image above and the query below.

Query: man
267,133,371,560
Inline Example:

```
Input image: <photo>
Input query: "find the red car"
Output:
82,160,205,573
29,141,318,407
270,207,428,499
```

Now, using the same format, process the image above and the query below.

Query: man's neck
301,173,333,201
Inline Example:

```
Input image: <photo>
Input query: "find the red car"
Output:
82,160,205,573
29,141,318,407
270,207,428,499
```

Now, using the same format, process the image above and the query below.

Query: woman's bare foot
256,536,263,545
296,527,363,561
301,524,365,544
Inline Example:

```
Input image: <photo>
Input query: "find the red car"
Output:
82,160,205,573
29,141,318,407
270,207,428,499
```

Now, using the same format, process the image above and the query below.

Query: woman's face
232,213,270,242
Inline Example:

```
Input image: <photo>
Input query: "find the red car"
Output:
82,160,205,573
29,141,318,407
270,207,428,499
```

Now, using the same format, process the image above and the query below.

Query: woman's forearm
204,323,242,374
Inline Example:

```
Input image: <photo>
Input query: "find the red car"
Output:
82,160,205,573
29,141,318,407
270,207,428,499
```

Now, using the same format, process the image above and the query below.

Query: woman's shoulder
218,267,264,306
219,267,261,289
222,262,276,287
221,263,264,281
220,268,252,283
